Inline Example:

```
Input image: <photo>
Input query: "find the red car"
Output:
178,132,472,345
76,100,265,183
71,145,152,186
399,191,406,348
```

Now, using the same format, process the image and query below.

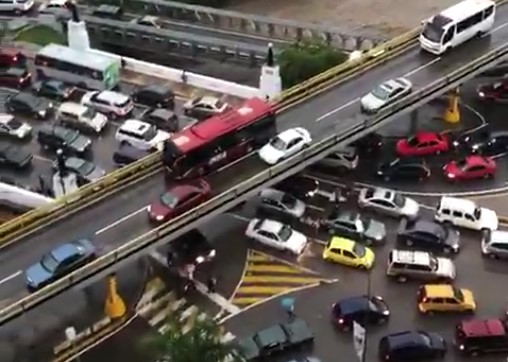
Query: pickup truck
237,318,314,361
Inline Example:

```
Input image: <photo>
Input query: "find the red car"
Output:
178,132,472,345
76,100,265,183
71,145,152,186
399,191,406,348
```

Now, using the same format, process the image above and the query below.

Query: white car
183,95,229,118
0,114,31,139
245,218,308,255
360,78,412,113
115,119,171,151
258,127,312,165
81,90,134,119
132,15,162,28
358,187,420,219
39,0,68,17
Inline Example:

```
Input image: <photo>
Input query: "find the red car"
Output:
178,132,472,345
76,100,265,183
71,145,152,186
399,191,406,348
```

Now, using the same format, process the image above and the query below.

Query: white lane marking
307,204,325,212
0,270,22,286
315,57,441,123
95,206,148,235
33,155,52,163
489,21,508,35
403,57,441,78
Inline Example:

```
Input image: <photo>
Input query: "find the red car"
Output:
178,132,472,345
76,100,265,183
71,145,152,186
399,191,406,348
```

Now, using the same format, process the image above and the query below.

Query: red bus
163,97,276,179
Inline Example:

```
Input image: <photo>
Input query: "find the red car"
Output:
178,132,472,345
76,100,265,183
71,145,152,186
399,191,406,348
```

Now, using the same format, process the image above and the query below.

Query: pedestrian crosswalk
136,277,236,343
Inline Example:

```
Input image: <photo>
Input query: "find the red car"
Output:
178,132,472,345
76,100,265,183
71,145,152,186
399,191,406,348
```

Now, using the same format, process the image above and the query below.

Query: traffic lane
224,215,508,362
0,174,167,300
284,11,508,127
0,259,147,362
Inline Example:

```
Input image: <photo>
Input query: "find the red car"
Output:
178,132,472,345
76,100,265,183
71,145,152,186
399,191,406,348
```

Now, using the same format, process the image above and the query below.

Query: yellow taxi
417,284,476,314
322,236,375,269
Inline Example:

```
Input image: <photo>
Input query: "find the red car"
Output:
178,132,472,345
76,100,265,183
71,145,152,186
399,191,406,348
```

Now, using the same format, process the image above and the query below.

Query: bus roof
440,0,494,21
36,44,117,71
171,97,272,154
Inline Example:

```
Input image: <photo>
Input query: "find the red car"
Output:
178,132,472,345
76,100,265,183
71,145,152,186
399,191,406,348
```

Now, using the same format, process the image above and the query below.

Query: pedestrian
206,276,217,293
280,297,296,321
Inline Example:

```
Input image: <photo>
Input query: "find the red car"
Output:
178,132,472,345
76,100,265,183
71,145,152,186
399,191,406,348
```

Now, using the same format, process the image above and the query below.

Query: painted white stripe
0,271,22,286
149,305,174,327
95,206,147,235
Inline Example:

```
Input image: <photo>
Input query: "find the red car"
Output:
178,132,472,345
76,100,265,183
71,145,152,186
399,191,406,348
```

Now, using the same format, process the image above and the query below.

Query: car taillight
338,318,344,324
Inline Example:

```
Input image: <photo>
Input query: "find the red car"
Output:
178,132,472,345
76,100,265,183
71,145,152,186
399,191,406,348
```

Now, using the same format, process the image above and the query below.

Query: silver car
358,187,420,219
257,188,306,219
0,114,32,139
360,77,412,113
317,146,359,171
481,230,508,259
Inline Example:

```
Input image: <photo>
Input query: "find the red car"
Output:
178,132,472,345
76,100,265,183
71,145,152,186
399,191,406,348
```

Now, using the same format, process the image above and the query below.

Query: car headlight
382,310,390,316
447,173,455,178
195,256,205,264
472,144,479,150
38,109,46,117
459,345,465,350
452,140,459,146
147,205,151,213
478,92,485,97
377,170,383,175
209,249,216,258
156,215,164,221
452,244,459,250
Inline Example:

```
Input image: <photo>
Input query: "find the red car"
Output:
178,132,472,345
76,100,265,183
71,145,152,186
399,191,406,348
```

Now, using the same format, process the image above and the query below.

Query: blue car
25,239,96,292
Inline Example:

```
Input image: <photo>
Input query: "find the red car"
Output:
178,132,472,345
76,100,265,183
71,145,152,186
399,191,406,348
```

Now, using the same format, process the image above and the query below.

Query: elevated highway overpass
2,3,508,325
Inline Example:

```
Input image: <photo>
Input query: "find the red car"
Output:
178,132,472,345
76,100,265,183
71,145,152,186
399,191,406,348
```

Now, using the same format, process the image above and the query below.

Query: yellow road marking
235,286,297,294
248,253,273,262
232,297,266,306
241,276,323,284
245,264,307,274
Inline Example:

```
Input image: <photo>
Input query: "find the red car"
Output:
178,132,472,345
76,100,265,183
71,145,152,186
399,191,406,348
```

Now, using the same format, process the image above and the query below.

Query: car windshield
429,255,438,271
269,136,286,151
474,207,482,220
393,193,405,207
143,125,158,141
82,107,97,119
278,225,293,241
281,193,297,208
77,160,95,175
453,287,464,301
6,118,22,130
371,86,390,100
61,129,79,143
40,253,59,273
422,20,445,42
161,193,179,208
456,158,468,168
353,243,366,257
407,136,419,146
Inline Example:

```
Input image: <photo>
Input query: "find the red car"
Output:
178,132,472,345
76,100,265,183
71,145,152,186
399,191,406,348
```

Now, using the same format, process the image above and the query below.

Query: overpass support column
409,110,419,134
443,88,460,124
104,274,126,319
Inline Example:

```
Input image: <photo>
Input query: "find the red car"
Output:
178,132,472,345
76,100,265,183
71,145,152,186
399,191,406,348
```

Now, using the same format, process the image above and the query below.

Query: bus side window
483,5,494,19
443,28,454,43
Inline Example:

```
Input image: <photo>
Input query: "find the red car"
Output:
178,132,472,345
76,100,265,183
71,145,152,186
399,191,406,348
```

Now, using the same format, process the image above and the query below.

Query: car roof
59,102,88,114
120,119,151,133
370,187,395,201
460,319,507,337
0,114,14,124
166,184,198,199
489,230,508,245
48,0,67,5
438,196,476,212
276,128,304,143
259,188,284,201
423,284,455,297
384,78,407,90
0,141,14,151
259,219,284,233
329,210,359,222
390,249,432,265
409,220,444,235
12,92,37,103
336,296,369,315
95,90,129,103
139,15,159,22
329,237,356,251
6,67,25,76
148,108,175,118
196,95,219,105
139,84,171,94
51,242,79,262
65,157,86,168
386,331,422,348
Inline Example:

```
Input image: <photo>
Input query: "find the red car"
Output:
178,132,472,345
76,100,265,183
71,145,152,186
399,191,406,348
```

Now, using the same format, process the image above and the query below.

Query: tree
278,39,348,89
139,312,243,362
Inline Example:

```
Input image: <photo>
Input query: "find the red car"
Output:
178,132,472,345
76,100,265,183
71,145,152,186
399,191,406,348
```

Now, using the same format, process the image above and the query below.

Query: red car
0,67,31,88
396,132,449,157
443,155,496,181
148,179,211,222
477,80,508,103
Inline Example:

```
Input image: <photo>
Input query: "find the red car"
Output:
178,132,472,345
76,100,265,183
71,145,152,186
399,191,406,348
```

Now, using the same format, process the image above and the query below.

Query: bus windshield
422,21,445,42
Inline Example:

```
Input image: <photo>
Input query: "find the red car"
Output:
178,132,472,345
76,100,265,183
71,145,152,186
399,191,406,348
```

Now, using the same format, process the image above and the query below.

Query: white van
435,196,498,231
57,102,108,134
420,0,495,55
0,0,34,12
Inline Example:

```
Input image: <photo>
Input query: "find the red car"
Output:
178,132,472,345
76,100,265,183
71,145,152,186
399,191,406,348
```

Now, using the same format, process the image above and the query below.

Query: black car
331,295,390,331
397,218,460,254
37,126,92,156
0,141,32,168
351,132,383,155
6,93,54,120
378,330,446,361
321,209,387,246
131,84,175,109
377,158,430,181
142,108,178,132
112,143,152,166
32,79,75,100
467,130,508,157
166,229,215,267
275,174,320,200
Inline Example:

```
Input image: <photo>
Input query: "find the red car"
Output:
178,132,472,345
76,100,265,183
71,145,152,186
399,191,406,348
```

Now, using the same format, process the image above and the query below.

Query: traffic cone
443,89,460,124
104,275,126,319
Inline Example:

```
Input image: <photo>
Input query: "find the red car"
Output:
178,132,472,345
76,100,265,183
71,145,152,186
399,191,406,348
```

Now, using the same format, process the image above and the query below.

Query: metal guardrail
82,15,268,65
80,0,386,51
2,39,508,325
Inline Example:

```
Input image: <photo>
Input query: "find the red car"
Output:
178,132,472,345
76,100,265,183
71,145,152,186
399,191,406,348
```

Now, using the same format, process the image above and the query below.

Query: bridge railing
80,0,385,51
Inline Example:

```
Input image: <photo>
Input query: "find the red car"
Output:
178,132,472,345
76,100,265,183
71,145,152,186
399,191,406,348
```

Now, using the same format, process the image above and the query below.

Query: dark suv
378,330,446,361
166,229,215,267
455,318,508,356
37,126,92,156
274,174,319,200
331,295,390,331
